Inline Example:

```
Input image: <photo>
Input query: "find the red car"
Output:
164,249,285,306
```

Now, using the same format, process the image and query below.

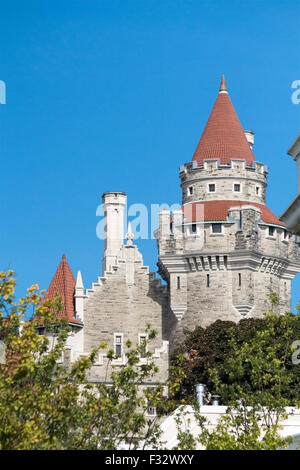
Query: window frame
114,333,123,358
210,223,223,235
138,334,147,359
233,182,241,193
191,223,197,234
208,183,216,193
267,226,276,238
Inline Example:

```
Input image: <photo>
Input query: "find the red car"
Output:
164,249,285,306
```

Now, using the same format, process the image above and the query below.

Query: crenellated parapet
180,158,268,205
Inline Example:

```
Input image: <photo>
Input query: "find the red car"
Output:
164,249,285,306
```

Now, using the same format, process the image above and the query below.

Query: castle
40,76,300,398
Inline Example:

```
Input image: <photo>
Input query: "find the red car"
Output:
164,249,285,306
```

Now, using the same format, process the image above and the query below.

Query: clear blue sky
0,0,299,311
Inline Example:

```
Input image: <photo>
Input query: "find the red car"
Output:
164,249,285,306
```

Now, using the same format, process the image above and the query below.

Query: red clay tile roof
192,75,256,166
42,254,83,325
182,200,285,227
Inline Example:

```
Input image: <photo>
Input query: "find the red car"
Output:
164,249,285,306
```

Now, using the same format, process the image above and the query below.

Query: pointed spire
76,270,83,289
192,76,255,166
42,254,82,325
126,222,134,246
219,74,228,93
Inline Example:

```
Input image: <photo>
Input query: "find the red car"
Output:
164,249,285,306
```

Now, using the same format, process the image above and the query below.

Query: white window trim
138,333,148,361
233,182,242,193
207,182,216,193
113,333,124,361
266,226,276,239
186,224,198,237
146,399,157,416
210,223,224,236
281,229,288,243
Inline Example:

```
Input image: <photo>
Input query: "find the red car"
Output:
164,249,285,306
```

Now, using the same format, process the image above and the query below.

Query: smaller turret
102,191,126,274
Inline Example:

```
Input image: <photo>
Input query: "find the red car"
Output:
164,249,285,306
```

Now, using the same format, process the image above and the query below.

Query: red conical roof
43,254,82,325
192,75,255,166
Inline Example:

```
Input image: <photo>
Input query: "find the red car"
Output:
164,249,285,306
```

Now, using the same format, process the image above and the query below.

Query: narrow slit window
177,276,181,289
115,335,123,357
139,335,147,359
238,273,241,287
189,186,193,195
207,274,210,288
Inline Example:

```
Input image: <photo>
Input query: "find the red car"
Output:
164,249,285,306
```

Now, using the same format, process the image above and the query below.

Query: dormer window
234,183,241,192
209,183,216,192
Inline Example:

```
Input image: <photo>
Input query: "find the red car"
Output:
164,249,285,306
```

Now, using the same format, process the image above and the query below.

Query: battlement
179,158,268,205
179,158,268,175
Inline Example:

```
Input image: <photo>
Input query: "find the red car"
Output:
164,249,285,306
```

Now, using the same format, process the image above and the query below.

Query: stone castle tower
156,75,300,348
39,76,300,390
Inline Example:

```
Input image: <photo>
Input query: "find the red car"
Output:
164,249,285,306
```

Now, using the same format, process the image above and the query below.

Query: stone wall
82,253,174,384
180,160,267,205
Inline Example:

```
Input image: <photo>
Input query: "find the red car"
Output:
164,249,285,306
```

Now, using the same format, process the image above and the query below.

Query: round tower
102,191,126,274
156,75,300,349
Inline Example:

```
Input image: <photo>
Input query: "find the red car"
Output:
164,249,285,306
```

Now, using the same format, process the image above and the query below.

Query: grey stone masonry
156,157,300,352
180,159,267,206
82,236,175,384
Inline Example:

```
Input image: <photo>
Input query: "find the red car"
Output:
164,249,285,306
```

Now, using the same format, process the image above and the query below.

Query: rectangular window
189,186,193,195
209,184,215,192
234,183,241,192
177,276,181,289
147,403,156,416
238,273,241,287
256,187,259,195
211,223,222,234
191,223,197,233
139,335,147,359
115,334,123,357
268,226,275,237
207,274,210,288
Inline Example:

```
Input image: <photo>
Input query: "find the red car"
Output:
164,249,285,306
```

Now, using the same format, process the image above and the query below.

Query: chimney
102,192,127,274
244,130,254,150
195,383,205,406
211,394,220,406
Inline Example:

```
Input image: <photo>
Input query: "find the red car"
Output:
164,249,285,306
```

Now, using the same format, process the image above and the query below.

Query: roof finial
76,270,84,289
219,74,228,93
126,222,134,246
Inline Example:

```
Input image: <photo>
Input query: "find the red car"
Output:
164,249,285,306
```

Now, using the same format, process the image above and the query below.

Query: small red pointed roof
192,75,256,166
43,254,82,325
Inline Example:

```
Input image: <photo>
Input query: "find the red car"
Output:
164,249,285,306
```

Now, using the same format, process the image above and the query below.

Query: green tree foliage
0,271,166,450
1,271,299,450
171,295,300,450
171,299,300,405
